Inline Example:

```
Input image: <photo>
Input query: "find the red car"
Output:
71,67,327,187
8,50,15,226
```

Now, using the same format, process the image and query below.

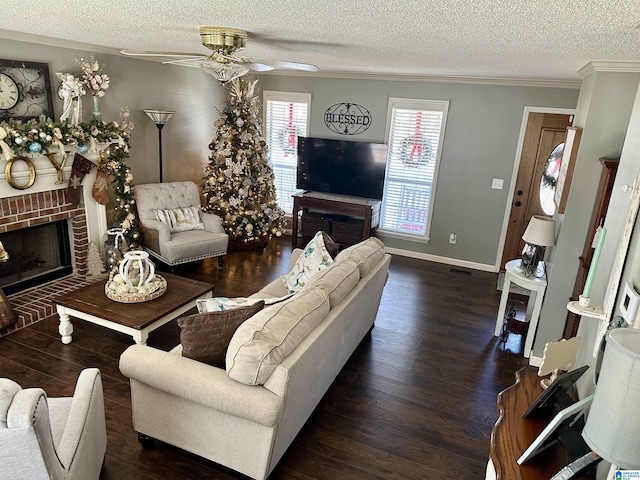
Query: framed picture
554,126,583,213
517,394,593,465
0,59,55,122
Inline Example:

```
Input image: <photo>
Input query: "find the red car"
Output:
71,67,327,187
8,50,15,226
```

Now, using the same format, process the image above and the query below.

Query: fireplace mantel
1,149,108,255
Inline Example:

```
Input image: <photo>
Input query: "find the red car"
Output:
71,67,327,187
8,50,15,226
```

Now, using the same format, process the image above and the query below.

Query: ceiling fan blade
162,57,208,65
120,49,205,58
244,62,275,72
252,58,319,72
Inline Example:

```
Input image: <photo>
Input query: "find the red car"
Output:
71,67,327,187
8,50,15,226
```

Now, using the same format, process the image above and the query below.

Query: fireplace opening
0,220,73,295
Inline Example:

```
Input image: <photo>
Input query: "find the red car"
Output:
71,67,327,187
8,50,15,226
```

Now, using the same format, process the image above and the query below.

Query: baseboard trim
383,246,496,273
528,354,543,367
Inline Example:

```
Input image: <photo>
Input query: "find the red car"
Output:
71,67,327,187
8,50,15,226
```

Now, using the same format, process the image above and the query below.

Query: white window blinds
263,91,311,214
380,98,449,241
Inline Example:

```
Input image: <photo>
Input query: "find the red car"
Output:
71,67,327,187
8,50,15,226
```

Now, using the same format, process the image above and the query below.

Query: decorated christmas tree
202,78,286,248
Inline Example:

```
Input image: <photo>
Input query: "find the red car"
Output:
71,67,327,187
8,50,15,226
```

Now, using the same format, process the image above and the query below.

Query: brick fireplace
0,151,107,338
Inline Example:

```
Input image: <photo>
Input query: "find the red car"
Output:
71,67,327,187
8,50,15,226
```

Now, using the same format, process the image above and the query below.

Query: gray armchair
0,368,107,480
134,181,229,268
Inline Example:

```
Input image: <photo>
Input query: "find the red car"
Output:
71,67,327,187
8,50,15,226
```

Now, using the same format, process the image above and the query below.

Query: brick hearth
2,274,101,337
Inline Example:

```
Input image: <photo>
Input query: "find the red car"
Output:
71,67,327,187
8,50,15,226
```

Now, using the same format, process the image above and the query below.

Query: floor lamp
143,109,175,182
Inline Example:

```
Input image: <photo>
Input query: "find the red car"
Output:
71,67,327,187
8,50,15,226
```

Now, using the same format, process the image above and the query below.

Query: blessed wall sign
324,103,371,135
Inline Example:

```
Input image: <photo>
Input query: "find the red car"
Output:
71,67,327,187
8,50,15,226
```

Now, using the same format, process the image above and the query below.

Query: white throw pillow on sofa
197,295,293,312
197,297,266,312
226,288,330,385
281,231,333,294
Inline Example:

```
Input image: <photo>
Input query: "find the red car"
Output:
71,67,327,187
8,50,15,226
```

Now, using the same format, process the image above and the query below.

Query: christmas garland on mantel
0,109,140,247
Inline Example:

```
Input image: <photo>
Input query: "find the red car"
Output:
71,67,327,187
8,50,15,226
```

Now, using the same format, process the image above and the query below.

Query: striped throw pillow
153,206,204,233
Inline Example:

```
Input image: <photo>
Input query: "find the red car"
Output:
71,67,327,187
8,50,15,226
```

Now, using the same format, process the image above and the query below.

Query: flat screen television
296,136,388,200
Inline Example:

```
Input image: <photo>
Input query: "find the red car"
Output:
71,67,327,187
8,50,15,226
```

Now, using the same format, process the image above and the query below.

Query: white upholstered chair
134,181,229,268
0,368,107,480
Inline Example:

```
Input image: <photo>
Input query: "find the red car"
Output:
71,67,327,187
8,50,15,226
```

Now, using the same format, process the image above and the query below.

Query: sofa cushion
0,378,21,426
226,289,330,385
159,229,228,264
335,236,385,276
249,277,290,300
307,260,360,308
282,231,334,294
153,206,204,233
178,301,265,368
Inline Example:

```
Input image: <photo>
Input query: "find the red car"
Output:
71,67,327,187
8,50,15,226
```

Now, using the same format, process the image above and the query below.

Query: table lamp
143,109,175,182
582,327,640,470
521,215,555,277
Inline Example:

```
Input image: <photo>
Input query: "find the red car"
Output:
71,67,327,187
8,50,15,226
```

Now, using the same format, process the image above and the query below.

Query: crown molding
578,61,640,78
259,69,581,89
0,29,121,56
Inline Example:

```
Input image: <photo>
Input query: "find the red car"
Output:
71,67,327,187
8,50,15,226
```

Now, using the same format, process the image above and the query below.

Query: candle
582,226,607,299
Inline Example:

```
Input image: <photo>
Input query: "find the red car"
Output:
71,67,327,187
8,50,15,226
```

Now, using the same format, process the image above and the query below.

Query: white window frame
379,97,449,243
263,91,311,215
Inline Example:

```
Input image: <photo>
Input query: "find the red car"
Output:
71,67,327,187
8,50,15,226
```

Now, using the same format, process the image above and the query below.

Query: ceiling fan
120,26,319,82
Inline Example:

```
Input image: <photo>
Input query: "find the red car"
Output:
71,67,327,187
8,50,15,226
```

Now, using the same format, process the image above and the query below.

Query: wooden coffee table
53,273,213,345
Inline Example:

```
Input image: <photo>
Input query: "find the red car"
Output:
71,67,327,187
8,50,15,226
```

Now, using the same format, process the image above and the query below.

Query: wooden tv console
291,192,381,247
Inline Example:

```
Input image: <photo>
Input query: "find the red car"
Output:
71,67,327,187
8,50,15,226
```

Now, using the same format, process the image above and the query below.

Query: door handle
514,201,522,207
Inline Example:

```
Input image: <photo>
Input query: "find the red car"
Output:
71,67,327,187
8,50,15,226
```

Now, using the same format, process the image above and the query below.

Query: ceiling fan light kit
201,63,249,83
120,25,318,82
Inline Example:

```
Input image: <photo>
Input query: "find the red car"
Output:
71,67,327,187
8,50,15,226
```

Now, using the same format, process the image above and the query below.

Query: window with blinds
263,91,311,214
380,98,449,241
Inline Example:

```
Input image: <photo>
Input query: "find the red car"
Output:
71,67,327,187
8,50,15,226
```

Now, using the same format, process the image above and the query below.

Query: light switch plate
492,178,504,190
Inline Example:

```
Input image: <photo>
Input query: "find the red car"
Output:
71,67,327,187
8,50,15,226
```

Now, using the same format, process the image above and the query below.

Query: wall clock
0,59,55,122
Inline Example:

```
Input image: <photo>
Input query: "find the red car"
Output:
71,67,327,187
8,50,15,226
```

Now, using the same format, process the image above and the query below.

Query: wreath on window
277,125,302,155
540,143,564,189
399,134,433,168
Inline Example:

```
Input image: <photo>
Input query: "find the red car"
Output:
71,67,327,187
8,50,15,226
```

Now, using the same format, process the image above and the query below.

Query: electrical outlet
449,233,457,244
492,178,504,190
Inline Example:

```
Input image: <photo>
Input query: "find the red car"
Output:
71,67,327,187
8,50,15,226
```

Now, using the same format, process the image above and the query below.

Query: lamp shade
522,215,556,247
143,109,175,125
582,328,640,469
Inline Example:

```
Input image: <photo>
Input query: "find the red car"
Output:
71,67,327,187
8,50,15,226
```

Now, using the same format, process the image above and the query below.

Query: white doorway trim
494,106,576,271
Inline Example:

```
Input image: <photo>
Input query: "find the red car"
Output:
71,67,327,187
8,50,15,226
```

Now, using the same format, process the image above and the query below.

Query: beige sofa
119,237,391,480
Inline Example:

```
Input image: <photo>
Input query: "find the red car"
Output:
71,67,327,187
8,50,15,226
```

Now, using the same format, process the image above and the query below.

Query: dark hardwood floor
0,237,528,479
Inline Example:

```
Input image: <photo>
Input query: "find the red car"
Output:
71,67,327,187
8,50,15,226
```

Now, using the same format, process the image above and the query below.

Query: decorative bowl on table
105,251,166,303
105,272,167,303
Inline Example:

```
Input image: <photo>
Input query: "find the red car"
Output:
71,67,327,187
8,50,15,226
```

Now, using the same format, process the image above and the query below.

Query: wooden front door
501,113,573,268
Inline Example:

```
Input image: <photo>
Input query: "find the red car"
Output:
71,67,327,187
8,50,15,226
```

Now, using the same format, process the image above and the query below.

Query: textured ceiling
2,0,640,84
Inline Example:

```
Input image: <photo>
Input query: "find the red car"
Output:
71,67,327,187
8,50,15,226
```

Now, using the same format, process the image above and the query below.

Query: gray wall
1,36,580,268
2,37,224,187
256,74,579,266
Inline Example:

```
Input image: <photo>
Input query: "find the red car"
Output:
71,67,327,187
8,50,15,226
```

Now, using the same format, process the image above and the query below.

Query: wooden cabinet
564,158,619,338
291,192,381,247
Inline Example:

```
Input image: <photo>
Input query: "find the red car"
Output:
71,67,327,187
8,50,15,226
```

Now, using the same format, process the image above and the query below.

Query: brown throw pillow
178,300,265,368
322,231,340,258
